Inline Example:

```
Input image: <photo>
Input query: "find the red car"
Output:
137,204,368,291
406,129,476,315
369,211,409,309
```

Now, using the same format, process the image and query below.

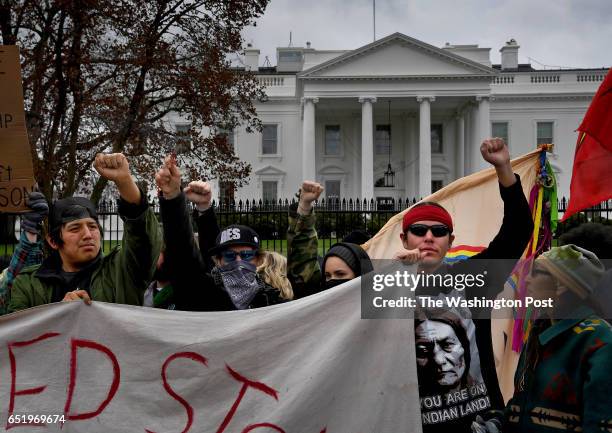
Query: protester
8,153,162,312
395,138,533,433
504,245,612,433
143,249,175,309
286,181,324,298
342,229,371,244
185,180,294,302
156,159,290,310
321,242,373,288
257,251,293,301
0,192,47,314
557,222,612,318
558,222,612,268
287,180,374,298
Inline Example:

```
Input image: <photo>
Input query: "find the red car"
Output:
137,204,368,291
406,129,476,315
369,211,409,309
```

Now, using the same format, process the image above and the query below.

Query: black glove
22,192,49,235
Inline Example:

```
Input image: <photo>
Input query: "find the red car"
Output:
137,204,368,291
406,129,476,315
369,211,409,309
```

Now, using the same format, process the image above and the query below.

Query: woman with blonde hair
257,251,293,301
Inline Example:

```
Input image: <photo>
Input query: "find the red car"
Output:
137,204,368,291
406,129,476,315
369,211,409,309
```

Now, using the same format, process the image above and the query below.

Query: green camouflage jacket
287,207,322,298
505,307,612,433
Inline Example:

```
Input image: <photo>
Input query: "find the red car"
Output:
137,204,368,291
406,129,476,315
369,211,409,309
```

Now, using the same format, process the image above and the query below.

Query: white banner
0,279,421,433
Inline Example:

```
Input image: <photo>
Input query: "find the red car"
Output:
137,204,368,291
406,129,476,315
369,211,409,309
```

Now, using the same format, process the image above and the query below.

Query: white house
185,33,608,203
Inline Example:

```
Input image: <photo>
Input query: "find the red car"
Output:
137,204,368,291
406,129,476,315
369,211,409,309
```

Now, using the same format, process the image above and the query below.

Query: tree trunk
0,214,17,244
89,177,108,206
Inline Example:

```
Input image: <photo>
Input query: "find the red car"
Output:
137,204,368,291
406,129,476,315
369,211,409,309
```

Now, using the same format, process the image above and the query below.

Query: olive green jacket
7,205,162,312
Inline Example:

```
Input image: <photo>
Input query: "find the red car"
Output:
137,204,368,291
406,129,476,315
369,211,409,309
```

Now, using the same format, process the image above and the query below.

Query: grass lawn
258,239,340,257
1,239,339,258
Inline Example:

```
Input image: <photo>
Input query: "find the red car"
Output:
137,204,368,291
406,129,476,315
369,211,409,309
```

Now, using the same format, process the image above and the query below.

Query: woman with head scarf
504,245,612,433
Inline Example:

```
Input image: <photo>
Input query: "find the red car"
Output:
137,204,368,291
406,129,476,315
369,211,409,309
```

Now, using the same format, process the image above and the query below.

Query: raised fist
94,153,131,184
480,137,510,168
299,181,323,205
298,180,324,215
184,181,213,211
155,155,182,200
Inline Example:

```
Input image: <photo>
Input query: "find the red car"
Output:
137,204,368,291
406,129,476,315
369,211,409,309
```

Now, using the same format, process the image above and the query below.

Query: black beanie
323,242,373,277
49,197,98,232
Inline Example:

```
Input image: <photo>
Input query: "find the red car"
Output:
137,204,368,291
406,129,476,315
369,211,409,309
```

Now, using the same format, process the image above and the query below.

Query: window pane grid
219,128,234,149
262,181,277,202
375,125,391,155
537,122,554,145
492,122,509,145
325,125,341,155
175,123,191,154
325,180,341,199
262,124,278,154
431,124,443,154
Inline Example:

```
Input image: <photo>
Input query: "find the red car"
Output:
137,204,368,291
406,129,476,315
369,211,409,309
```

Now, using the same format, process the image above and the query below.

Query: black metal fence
555,197,612,236
1,197,611,258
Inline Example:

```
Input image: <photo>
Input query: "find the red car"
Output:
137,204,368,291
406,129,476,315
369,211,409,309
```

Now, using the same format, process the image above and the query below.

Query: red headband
402,204,454,233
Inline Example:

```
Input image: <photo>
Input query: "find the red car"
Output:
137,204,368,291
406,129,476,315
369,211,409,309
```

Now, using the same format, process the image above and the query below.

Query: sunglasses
222,249,257,263
406,224,450,237
530,267,552,278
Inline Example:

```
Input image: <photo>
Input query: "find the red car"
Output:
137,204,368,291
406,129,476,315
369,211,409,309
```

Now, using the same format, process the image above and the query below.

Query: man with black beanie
8,153,162,312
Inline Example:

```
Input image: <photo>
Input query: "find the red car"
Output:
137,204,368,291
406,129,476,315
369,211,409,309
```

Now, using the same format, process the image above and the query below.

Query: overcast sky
242,0,611,69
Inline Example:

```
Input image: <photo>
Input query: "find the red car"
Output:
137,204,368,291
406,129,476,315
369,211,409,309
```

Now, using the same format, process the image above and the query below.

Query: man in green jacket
8,153,162,312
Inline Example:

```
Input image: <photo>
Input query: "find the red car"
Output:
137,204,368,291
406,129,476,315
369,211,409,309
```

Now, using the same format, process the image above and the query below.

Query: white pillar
455,113,465,179
417,96,434,198
301,97,318,181
404,114,414,199
352,113,361,198
359,96,376,200
469,102,478,174
473,95,491,172
412,114,420,198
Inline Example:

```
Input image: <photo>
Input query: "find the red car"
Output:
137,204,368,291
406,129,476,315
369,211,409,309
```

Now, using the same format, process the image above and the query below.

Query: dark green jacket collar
538,306,595,346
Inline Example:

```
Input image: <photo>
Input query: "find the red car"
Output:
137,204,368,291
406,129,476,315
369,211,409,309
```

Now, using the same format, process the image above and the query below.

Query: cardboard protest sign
0,280,422,432
0,45,36,212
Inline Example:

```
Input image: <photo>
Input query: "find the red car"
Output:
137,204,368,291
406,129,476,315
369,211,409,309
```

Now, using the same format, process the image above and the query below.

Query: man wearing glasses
399,138,534,433
156,158,286,311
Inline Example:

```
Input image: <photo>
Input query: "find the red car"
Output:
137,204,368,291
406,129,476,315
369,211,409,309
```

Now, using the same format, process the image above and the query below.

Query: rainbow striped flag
444,245,486,264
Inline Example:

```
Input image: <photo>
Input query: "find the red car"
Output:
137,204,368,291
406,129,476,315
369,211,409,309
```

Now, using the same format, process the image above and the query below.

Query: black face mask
325,278,351,290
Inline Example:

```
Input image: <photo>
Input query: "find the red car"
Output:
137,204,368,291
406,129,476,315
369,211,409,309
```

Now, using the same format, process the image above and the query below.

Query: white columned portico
359,96,376,199
404,114,415,199
455,112,465,178
417,96,434,198
301,97,318,181
468,102,478,174
472,95,491,172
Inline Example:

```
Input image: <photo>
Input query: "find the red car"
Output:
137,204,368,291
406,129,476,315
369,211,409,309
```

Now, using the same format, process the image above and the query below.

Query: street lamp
384,100,394,187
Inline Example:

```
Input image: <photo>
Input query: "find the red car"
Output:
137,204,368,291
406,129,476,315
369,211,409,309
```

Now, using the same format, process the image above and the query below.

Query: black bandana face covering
213,261,263,309
325,278,351,290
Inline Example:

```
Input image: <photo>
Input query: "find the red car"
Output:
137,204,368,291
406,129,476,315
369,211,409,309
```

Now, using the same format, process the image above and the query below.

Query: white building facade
203,33,608,202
